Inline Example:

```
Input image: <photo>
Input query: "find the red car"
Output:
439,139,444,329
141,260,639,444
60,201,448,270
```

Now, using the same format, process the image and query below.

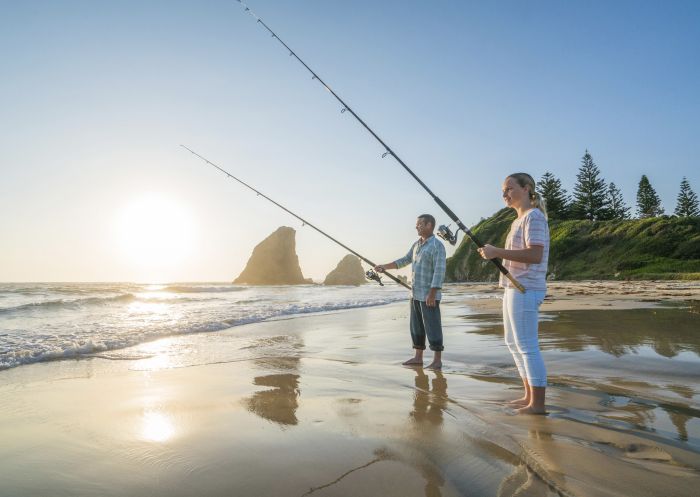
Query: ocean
0,282,408,370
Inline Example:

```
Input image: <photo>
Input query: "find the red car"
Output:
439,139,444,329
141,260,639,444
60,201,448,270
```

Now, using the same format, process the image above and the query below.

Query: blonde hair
508,172,548,219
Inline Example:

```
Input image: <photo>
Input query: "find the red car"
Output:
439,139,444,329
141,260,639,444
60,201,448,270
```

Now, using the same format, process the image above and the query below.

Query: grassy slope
446,209,700,281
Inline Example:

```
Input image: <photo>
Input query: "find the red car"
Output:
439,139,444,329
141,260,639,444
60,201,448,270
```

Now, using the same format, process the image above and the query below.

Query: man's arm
375,261,398,271
375,243,414,272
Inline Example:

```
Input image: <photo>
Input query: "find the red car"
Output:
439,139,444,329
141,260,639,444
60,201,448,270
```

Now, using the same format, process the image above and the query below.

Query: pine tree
571,150,608,220
636,175,664,218
674,177,699,217
537,171,569,220
603,182,630,220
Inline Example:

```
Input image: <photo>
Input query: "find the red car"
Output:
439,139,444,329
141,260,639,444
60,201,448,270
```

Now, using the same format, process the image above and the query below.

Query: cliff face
234,227,311,285
446,209,700,281
323,255,366,286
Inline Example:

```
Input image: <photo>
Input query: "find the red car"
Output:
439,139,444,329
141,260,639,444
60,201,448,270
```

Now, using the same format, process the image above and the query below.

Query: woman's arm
478,244,543,264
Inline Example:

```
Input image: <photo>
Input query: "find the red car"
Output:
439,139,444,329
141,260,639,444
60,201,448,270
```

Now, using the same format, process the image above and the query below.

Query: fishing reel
436,224,460,246
365,269,384,286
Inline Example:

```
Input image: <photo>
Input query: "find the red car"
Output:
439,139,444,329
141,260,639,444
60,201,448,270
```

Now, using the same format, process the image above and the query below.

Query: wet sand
1,281,699,497
456,280,700,312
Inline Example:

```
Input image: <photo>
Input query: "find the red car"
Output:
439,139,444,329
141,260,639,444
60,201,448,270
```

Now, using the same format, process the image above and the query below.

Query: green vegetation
675,177,700,217
637,174,665,218
446,208,700,282
537,171,569,220
571,150,608,220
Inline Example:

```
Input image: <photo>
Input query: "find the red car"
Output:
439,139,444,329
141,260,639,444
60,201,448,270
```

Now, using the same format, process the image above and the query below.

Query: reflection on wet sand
243,355,302,427
411,369,448,428
245,372,301,426
408,369,449,497
459,301,700,443
497,430,560,497
471,301,700,358
447,297,700,495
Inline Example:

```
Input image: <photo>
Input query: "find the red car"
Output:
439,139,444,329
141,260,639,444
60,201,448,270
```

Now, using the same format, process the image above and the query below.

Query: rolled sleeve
394,243,415,269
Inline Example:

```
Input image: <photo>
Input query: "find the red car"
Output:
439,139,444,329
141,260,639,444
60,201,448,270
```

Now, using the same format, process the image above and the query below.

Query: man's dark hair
417,214,436,229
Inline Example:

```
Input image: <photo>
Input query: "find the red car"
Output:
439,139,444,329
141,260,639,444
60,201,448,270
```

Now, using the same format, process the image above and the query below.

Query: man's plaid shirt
393,235,446,302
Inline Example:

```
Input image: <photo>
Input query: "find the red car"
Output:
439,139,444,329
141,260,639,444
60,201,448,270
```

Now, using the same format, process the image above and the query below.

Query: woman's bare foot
507,397,530,406
402,357,423,366
516,405,547,415
426,361,442,370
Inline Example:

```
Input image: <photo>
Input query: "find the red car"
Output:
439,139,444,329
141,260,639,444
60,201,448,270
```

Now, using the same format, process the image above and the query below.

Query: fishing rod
233,1,526,293
181,145,411,291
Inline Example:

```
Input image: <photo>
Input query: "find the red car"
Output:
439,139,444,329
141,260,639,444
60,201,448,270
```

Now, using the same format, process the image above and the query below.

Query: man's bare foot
516,405,547,415
426,361,442,370
402,357,423,366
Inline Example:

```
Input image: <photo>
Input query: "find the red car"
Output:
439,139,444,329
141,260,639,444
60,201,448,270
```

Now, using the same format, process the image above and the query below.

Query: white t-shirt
499,208,549,291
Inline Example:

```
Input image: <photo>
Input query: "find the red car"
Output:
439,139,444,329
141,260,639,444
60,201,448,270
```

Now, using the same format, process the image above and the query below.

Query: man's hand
426,288,438,307
477,244,500,260
374,264,386,273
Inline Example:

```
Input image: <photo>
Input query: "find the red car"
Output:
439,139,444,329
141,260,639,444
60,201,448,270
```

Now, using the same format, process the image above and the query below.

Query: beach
1,281,699,497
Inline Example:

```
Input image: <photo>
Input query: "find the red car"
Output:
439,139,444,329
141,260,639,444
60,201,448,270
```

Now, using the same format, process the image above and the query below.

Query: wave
0,284,140,296
0,293,137,315
0,294,406,371
162,285,247,294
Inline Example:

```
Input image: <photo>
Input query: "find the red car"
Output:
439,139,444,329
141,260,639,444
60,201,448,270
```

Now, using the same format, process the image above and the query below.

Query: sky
1,0,699,283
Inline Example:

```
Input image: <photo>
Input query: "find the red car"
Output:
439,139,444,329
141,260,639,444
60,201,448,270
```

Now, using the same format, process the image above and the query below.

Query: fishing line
233,0,526,292
181,145,411,290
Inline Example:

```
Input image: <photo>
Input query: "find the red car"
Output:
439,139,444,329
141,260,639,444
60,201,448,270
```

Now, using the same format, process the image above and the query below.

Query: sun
114,193,195,269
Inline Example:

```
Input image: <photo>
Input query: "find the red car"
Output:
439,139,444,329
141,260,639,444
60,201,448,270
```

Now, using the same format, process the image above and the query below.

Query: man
375,214,447,369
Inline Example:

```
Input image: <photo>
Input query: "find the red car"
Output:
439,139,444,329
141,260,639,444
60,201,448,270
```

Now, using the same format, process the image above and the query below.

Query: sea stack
323,254,366,286
234,227,310,285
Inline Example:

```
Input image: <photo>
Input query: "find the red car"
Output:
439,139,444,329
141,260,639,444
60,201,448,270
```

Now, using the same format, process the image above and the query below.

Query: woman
478,173,550,415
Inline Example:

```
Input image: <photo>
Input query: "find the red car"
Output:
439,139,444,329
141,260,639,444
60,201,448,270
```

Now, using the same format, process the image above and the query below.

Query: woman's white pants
503,288,547,387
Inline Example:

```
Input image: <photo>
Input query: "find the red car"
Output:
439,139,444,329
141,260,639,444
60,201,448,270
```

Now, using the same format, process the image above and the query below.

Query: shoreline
3,280,698,374
1,281,699,496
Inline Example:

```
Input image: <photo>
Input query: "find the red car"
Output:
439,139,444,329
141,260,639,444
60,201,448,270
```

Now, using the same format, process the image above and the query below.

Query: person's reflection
666,408,691,441
410,369,448,427
665,385,694,441
601,400,656,431
407,369,448,496
467,304,700,358
243,357,301,426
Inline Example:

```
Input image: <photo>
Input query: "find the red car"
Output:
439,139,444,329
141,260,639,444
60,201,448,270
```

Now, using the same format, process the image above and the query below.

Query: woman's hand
477,244,500,260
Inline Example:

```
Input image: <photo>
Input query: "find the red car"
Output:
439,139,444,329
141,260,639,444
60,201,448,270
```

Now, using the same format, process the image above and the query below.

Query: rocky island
323,254,366,286
234,226,311,285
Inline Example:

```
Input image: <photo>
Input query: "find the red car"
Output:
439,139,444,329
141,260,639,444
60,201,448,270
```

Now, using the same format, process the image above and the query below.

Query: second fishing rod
233,0,526,293
181,145,411,291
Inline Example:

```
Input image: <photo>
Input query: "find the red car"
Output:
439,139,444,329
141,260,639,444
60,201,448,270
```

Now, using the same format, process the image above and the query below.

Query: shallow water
0,282,407,370
453,301,700,449
1,287,699,496
439,296,700,496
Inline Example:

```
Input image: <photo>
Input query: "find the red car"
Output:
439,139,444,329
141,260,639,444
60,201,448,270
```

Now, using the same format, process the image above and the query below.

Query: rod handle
504,273,526,293
377,268,412,291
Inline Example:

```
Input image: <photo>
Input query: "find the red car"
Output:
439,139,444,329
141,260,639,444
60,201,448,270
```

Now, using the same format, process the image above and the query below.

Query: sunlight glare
141,410,175,442
114,193,195,269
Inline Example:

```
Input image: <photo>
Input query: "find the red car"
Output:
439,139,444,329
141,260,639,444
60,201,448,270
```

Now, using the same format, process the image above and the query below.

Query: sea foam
0,283,407,370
